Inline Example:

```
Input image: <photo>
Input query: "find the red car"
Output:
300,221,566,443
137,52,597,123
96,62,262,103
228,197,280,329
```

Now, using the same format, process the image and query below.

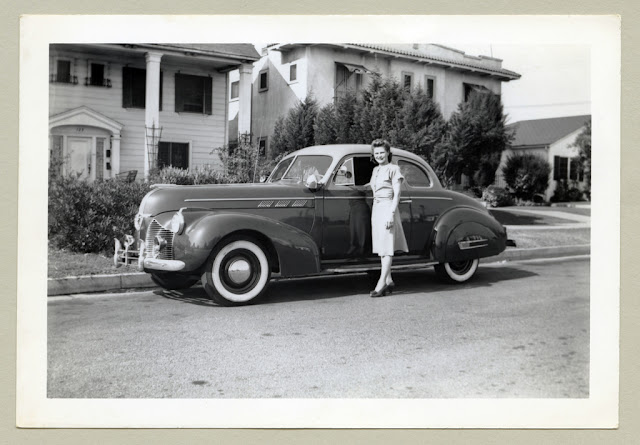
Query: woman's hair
370,138,392,162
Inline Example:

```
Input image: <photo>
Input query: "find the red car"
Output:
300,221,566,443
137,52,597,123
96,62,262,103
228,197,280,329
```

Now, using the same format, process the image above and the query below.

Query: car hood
140,182,315,216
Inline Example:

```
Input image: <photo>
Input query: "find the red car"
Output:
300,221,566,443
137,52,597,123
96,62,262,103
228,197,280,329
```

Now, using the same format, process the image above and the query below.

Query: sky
437,44,591,124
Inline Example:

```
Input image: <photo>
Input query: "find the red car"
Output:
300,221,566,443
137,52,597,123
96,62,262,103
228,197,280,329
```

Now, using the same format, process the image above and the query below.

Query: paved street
48,257,590,399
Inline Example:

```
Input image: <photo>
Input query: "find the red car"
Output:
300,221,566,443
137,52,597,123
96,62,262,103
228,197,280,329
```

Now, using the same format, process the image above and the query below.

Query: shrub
148,165,232,185
213,141,278,183
48,177,151,254
551,179,583,202
502,153,551,200
482,186,514,207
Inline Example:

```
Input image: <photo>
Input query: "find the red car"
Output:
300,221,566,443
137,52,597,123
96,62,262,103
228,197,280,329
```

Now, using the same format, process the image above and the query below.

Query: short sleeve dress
370,163,409,257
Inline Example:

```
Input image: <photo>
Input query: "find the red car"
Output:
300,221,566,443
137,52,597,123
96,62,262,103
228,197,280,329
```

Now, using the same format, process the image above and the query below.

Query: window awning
469,84,493,94
337,62,373,74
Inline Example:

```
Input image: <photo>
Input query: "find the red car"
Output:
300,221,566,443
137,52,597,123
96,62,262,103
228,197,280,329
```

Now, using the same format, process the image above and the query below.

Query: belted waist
373,197,393,204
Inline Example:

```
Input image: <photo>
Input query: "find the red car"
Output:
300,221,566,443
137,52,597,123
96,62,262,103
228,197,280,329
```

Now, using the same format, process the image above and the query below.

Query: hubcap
227,258,252,284
450,260,472,274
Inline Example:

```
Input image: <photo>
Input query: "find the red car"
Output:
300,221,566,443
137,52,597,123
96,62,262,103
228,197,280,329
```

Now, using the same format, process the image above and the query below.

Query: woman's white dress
370,163,409,257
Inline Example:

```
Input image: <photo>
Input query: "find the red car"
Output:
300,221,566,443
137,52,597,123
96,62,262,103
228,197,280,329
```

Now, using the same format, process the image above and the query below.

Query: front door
66,137,93,180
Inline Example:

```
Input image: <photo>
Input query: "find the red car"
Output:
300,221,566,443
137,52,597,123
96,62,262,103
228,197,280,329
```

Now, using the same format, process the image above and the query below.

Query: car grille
145,219,175,260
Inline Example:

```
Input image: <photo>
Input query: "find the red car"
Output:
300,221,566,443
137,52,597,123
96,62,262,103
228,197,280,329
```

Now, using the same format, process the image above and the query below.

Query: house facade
494,115,591,201
49,43,260,181
228,43,520,157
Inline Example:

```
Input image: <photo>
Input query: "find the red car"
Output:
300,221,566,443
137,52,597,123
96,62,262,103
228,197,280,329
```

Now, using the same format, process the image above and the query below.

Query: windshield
269,155,333,183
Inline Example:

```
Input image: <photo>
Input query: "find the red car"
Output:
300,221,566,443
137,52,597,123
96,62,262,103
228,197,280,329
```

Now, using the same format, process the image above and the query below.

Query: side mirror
305,174,318,190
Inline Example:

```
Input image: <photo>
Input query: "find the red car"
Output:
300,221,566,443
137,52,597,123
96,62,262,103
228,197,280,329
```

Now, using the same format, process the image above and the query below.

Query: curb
48,272,155,296
47,244,591,297
484,244,590,263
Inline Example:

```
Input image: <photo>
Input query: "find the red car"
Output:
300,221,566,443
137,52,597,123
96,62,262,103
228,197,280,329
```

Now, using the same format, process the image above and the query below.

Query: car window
334,156,375,186
398,160,432,187
283,155,332,183
334,158,355,185
269,157,294,182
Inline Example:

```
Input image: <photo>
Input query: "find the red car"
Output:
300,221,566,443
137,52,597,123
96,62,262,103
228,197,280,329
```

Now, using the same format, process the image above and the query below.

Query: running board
324,261,439,274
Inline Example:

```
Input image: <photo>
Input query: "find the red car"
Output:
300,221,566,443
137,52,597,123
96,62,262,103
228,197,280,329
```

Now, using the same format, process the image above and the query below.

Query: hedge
49,166,245,254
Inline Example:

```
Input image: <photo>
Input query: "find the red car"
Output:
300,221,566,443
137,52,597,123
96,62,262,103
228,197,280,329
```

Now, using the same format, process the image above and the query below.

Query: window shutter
122,67,132,108
175,73,184,112
553,156,560,180
204,77,212,115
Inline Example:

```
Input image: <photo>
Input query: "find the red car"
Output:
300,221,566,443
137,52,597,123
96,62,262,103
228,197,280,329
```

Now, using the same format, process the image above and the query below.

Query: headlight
169,209,185,234
134,213,144,230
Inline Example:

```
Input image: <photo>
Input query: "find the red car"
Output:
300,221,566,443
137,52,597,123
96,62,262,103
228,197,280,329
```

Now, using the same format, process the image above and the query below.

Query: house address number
76,127,84,132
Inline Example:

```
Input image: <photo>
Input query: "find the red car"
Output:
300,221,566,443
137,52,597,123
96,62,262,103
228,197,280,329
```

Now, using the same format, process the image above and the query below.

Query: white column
238,63,253,141
111,135,121,175
144,52,163,179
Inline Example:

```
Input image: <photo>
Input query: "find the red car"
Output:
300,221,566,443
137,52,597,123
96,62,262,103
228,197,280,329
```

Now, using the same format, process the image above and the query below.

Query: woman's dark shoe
386,281,395,294
370,284,389,298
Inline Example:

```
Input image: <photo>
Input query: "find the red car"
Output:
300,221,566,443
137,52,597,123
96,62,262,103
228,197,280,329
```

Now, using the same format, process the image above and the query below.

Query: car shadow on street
153,265,538,307
262,266,538,304
155,287,217,307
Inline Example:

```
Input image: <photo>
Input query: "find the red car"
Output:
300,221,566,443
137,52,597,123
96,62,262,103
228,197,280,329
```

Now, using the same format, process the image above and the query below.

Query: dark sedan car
115,144,510,306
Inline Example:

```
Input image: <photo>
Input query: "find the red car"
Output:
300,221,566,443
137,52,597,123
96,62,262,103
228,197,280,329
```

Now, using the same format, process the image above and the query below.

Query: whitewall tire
434,258,479,283
201,238,271,306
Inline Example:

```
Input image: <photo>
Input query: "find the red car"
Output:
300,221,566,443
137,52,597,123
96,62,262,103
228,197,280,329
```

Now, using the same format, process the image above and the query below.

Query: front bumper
142,258,186,272
115,237,187,272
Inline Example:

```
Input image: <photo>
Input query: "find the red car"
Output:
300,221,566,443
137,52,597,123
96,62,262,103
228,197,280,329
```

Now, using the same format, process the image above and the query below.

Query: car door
321,155,373,260
397,158,451,254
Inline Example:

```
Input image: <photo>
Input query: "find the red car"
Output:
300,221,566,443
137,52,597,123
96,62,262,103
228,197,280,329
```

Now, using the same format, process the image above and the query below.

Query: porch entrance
66,136,93,180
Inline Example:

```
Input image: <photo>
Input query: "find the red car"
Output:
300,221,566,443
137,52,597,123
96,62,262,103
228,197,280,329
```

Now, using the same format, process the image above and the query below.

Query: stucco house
228,43,520,157
494,115,591,201
49,43,260,181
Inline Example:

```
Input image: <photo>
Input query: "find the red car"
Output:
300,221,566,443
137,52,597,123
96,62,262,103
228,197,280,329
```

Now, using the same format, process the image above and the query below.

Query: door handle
400,199,412,204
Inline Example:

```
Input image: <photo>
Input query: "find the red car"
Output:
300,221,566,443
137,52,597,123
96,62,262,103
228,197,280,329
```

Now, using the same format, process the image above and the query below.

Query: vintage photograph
18,15,619,428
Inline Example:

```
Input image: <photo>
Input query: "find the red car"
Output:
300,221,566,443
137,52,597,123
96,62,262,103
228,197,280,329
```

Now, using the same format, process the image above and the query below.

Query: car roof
284,144,429,165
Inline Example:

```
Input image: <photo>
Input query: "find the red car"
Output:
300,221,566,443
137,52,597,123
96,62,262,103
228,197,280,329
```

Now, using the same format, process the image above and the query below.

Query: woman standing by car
369,139,409,297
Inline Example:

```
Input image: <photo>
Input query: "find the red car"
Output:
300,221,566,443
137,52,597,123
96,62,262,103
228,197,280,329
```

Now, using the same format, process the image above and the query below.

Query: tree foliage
312,75,446,162
431,91,513,188
269,95,319,156
571,119,591,191
271,77,511,193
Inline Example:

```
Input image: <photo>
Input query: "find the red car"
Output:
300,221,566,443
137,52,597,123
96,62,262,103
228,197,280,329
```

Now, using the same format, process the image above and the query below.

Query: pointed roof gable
507,115,591,147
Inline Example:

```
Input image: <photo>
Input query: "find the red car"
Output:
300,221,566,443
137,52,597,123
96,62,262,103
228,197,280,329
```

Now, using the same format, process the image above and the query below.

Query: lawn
506,227,590,249
489,209,578,226
48,248,139,279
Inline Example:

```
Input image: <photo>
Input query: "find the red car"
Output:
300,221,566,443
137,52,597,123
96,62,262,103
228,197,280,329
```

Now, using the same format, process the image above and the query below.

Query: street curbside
47,244,591,297
484,244,590,264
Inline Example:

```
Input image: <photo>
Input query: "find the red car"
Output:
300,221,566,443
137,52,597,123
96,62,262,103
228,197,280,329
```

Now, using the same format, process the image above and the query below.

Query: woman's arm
387,170,403,229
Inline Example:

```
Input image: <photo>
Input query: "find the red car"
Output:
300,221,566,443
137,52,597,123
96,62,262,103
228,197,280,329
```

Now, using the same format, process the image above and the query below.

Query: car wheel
201,238,271,306
151,272,199,290
434,258,479,283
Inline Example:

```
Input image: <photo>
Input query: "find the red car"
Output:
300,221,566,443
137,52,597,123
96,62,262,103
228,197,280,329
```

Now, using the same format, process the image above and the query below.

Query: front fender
432,207,507,263
172,211,321,276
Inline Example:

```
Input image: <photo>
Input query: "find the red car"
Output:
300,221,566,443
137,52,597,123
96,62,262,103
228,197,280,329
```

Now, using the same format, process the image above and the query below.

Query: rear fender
432,207,507,263
173,211,321,276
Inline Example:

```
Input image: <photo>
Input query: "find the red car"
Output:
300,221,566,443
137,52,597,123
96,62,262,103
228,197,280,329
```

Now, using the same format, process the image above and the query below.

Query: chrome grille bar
145,220,175,260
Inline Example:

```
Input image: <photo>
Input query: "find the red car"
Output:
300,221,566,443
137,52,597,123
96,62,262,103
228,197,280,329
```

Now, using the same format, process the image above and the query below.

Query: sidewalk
47,205,591,296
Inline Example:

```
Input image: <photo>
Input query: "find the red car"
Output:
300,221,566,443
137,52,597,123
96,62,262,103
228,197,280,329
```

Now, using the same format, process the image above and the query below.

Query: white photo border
17,14,620,428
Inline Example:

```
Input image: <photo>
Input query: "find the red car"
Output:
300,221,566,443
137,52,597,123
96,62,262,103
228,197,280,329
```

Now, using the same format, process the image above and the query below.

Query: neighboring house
495,115,591,201
49,43,260,181
227,43,520,157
